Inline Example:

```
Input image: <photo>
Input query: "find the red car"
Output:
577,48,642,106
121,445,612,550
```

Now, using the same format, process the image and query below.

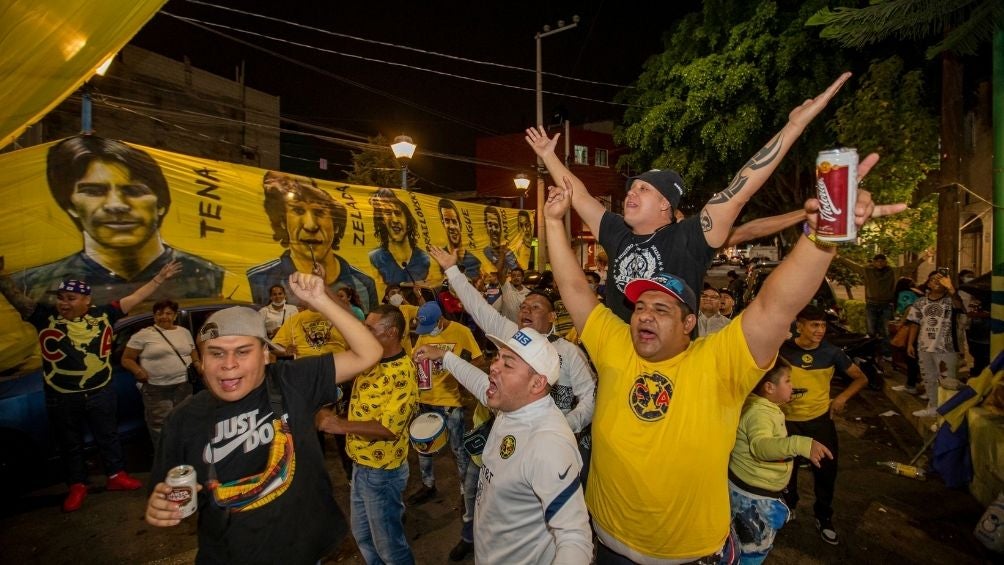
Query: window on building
574,145,588,165
595,148,608,167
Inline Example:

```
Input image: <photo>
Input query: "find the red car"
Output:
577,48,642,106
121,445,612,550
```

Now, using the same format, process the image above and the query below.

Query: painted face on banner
68,160,163,249
380,200,409,244
284,196,337,262
441,206,462,248
486,211,502,247
518,212,532,241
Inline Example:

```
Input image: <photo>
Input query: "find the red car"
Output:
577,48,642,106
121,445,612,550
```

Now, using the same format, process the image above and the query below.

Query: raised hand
288,271,327,305
524,126,560,158
788,72,851,129
428,245,459,271
155,259,182,283
544,177,574,220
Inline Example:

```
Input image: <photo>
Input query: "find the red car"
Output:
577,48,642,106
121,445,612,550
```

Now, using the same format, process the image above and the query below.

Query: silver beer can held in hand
166,464,199,518
815,147,859,243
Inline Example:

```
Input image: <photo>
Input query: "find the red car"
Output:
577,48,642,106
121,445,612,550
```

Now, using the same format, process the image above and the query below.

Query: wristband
802,222,837,249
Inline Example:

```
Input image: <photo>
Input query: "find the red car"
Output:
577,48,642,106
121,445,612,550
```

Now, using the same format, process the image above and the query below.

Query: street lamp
390,135,417,189
514,173,530,209
535,15,578,269
82,53,117,134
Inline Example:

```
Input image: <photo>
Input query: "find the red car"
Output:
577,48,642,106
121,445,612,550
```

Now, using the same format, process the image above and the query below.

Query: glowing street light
514,173,530,209
390,135,417,189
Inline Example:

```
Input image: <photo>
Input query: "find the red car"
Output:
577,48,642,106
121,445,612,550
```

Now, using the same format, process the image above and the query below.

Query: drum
409,412,448,455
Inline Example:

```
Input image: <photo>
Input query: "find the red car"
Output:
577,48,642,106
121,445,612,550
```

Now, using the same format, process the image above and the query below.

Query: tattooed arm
700,73,852,248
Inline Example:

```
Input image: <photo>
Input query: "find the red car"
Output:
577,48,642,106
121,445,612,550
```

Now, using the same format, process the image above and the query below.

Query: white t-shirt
259,303,299,337
125,326,196,386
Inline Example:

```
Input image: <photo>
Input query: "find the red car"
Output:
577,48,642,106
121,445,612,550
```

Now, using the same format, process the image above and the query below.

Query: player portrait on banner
369,187,430,286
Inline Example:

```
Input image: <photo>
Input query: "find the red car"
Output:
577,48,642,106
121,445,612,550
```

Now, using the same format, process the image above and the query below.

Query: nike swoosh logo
558,464,571,480
205,411,274,463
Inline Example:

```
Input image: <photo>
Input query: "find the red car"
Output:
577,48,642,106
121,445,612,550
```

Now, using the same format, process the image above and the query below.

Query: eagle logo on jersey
499,435,516,459
628,372,673,421
800,353,814,367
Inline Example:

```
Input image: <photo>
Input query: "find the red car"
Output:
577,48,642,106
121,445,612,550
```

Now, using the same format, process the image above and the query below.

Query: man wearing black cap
0,258,181,512
543,158,904,562
144,271,381,564
526,74,853,322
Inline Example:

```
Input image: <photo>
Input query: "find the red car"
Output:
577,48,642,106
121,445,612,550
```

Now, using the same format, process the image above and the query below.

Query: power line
163,12,641,108
184,0,635,90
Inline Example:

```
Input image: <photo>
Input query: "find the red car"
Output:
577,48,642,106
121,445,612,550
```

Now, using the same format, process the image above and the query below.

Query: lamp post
390,135,417,189
81,53,116,134
514,173,530,209
535,16,578,270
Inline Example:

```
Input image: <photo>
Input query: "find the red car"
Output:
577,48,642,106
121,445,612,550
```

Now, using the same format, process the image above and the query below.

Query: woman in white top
121,300,200,447
259,284,299,338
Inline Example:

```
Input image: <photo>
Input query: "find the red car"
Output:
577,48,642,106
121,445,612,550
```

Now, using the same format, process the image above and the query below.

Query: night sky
130,0,700,192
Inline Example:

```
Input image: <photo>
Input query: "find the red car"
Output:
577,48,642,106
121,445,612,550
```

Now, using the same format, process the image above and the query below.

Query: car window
111,315,155,365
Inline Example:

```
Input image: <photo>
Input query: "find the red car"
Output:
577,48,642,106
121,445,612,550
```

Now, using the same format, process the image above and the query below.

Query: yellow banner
0,136,534,372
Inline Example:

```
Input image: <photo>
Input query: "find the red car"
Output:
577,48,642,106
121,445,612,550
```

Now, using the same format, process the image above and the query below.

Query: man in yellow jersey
780,305,868,545
317,305,419,564
543,158,903,562
408,301,483,504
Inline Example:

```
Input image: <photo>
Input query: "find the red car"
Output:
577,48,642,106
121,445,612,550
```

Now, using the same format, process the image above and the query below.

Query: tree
616,0,860,219
345,134,416,189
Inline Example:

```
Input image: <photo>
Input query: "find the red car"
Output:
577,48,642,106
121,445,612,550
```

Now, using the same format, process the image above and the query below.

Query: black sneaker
449,539,474,561
407,484,438,505
816,518,839,545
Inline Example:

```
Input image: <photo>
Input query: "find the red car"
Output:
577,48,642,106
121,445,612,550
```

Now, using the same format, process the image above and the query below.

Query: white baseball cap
486,327,560,385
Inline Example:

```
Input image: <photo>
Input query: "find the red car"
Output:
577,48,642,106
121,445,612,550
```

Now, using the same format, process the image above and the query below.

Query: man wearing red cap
543,161,904,562
526,74,853,322
0,258,181,512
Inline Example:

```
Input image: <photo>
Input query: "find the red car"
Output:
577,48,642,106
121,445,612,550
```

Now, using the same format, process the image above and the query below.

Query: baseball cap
198,306,283,351
626,169,685,209
415,302,443,335
624,273,698,312
49,279,91,295
486,327,560,385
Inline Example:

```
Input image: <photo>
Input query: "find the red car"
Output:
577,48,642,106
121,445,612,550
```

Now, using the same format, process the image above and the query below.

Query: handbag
889,322,911,349
153,326,201,387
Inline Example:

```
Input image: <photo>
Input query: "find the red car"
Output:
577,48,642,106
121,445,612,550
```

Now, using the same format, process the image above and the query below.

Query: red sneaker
106,471,142,491
63,483,87,512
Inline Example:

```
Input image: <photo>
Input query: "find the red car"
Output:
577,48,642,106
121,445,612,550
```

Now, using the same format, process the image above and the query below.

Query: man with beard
438,199,481,280
481,206,518,271
247,171,377,312
369,188,430,285
16,135,223,305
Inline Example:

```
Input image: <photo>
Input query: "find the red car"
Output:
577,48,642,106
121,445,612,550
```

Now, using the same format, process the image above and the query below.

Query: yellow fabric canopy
0,0,166,147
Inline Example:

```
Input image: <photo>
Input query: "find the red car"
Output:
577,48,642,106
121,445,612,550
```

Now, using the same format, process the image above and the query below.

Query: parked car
0,300,252,492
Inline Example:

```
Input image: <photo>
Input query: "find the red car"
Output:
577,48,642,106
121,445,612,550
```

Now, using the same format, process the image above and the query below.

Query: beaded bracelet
802,221,838,249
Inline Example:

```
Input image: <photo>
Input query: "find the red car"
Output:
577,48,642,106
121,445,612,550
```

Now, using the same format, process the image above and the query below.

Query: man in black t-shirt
145,271,381,565
526,74,854,321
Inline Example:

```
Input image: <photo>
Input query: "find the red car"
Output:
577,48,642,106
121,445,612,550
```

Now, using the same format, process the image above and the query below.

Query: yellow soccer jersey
414,321,482,408
272,310,347,358
347,351,419,469
581,305,766,560
779,339,852,422
398,303,418,354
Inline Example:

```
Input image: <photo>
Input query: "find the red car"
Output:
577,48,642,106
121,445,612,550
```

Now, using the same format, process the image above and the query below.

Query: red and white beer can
166,464,198,518
815,147,859,242
416,357,432,390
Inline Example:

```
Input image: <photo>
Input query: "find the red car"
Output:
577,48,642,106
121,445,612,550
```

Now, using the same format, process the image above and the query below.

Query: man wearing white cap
414,327,592,564
144,271,381,564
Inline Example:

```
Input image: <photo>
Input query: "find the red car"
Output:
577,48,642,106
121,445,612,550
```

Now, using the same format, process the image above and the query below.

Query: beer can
416,357,432,390
815,147,859,242
166,464,198,518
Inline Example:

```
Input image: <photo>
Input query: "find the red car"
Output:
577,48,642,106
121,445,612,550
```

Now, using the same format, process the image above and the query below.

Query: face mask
388,294,405,306
961,276,975,284
429,325,443,336
271,300,285,308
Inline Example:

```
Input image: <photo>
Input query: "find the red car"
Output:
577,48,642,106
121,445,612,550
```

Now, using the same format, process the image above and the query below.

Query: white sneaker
912,407,938,418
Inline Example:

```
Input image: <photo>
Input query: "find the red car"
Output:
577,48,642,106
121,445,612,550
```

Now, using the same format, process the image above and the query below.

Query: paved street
1,365,996,564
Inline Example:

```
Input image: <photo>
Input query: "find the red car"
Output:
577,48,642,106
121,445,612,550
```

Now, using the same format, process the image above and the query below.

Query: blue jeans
729,481,790,565
865,302,893,353
417,405,468,489
460,460,481,543
45,385,124,485
351,463,414,565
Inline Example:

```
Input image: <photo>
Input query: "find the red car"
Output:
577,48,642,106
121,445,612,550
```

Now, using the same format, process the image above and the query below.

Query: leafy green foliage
616,0,856,217
345,134,415,189
827,56,938,290
807,0,1004,59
